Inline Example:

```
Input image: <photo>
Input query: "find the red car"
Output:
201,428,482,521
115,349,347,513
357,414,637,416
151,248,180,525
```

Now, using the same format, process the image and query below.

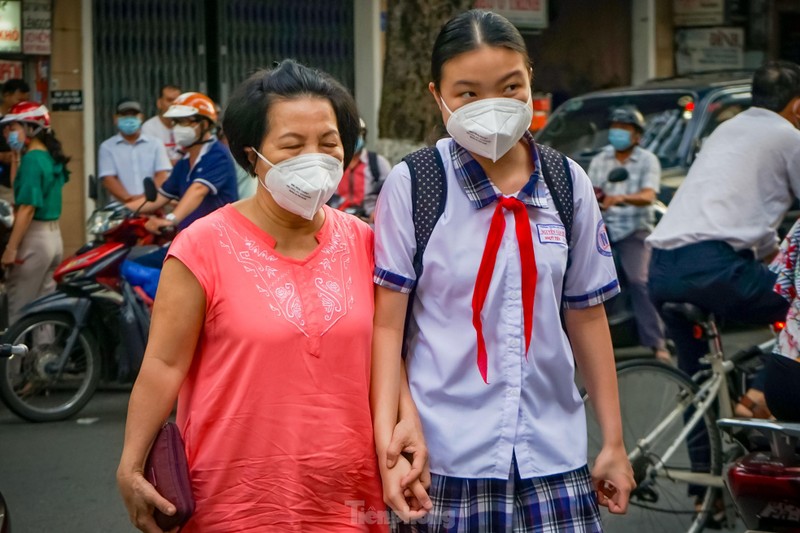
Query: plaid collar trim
449,131,548,210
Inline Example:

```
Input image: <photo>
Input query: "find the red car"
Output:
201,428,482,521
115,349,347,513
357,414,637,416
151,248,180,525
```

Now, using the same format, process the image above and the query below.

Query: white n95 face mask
252,149,344,220
173,124,199,147
441,94,533,162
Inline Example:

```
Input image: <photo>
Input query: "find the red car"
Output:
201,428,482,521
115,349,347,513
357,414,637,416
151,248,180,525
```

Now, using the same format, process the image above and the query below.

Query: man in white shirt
141,84,182,165
97,98,172,203
648,61,800,417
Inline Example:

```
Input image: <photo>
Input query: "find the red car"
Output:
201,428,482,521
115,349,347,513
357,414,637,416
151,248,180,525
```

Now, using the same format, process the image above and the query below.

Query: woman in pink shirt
117,60,385,532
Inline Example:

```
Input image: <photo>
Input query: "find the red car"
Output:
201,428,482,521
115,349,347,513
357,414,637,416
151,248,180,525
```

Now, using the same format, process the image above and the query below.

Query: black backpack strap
402,147,447,281
537,143,574,248
399,147,447,355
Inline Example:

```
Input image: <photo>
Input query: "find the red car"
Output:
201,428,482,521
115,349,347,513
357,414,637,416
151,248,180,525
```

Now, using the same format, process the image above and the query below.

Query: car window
536,91,696,170
698,92,751,141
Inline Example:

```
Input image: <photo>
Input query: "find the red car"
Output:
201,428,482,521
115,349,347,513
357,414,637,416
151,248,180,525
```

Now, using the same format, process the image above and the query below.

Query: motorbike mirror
607,168,629,183
88,174,97,201
143,177,158,202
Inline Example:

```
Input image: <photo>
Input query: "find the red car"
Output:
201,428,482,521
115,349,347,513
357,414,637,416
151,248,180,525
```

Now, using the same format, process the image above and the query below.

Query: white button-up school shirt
374,137,619,479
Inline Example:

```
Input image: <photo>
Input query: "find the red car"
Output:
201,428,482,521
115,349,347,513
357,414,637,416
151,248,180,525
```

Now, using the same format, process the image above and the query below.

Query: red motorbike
0,179,165,422
719,418,800,532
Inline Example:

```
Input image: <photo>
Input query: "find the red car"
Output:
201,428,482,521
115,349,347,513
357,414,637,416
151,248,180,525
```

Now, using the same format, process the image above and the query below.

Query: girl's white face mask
440,94,533,162
252,149,343,220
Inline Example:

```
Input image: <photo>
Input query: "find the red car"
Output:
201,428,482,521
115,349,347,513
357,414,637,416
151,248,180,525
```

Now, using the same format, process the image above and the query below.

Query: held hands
116,469,179,533
591,444,635,514
380,418,433,522
379,453,432,523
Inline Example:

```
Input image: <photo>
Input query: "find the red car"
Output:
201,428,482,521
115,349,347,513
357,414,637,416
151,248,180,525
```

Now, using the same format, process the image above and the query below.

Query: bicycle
582,302,777,533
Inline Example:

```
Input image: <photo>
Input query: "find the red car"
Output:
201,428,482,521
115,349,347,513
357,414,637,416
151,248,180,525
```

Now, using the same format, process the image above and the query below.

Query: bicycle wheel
583,359,722,533
0,312,100,422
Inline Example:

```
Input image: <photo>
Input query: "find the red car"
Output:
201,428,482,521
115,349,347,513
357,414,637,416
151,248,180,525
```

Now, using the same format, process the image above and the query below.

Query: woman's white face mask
252,148,344,220
440,93,533,162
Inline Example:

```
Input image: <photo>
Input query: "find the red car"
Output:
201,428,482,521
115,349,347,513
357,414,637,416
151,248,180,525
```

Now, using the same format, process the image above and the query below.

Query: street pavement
0,327,773,533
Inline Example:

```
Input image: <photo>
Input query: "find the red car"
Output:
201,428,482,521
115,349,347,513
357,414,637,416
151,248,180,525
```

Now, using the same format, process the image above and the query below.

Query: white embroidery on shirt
213,215,357,337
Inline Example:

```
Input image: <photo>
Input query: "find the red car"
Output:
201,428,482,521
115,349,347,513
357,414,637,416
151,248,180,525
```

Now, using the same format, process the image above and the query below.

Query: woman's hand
386,417,431,492
1,246,17,267
116,468,179,533
591,444,635,514
379,453,432,523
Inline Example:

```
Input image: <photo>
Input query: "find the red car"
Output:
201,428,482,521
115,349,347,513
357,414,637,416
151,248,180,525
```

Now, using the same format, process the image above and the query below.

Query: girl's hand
591,444,635,514
379,453,432,523
116,469,178,533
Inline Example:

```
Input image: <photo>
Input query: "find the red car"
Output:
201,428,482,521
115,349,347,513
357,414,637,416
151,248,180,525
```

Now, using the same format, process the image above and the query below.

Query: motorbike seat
660,302,712,325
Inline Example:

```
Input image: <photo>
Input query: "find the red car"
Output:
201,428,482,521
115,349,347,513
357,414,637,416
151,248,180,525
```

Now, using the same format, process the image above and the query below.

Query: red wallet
144,422,195,530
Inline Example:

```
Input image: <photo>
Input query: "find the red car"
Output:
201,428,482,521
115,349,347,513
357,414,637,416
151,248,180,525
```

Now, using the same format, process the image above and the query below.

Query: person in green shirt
0,101,69,322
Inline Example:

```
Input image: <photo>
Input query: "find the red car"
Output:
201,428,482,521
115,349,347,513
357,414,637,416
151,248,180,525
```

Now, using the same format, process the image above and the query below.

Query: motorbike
718,418,800,533
0,179,164,422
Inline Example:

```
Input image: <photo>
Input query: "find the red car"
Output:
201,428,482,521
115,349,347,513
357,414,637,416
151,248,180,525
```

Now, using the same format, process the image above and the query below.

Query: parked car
535,69,754,203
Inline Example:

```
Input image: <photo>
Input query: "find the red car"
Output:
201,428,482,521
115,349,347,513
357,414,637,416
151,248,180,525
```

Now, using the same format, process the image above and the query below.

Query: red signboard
0,61,23,83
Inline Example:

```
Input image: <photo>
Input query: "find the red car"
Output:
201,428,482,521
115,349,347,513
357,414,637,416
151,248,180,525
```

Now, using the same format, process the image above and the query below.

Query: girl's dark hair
751,60,800,112
223,59,360,176
34,128,70,167
431,9,531,90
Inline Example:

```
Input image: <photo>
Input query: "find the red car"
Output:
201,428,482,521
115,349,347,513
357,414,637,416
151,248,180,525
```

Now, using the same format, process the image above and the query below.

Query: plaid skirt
391,459,602,533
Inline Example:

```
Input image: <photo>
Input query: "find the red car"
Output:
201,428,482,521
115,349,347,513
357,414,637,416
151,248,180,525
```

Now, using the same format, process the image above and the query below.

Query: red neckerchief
471,196,536,383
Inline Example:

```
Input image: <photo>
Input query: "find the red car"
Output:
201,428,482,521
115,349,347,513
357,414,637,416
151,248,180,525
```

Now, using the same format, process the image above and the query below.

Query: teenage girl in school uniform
371,10,634,532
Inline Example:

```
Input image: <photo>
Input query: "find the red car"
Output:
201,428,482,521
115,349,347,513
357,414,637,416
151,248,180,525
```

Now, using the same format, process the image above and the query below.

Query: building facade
0,0,797,253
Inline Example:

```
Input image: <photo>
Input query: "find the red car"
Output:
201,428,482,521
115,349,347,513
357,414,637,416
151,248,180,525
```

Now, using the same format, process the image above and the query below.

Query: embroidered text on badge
537,224,567,245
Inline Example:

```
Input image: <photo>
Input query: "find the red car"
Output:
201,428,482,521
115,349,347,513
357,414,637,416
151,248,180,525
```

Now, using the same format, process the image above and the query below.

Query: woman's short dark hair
431,9,531,90
223,59,360,176
751,60,800,112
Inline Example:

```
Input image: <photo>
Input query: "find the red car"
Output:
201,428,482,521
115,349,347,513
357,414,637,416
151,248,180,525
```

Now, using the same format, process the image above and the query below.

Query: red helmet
0,101,51,129
163,92,217,124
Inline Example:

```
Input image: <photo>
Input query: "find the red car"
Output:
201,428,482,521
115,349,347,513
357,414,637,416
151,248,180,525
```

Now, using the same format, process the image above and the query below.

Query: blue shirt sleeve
192,145,235,196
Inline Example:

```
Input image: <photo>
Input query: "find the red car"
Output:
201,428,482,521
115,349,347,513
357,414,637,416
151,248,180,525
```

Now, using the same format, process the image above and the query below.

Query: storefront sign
473,0,548,30
0,60,22,83
0,1,22,53
674,0,724,27
51,90,83,111
675,27,744,74
23,0,51,55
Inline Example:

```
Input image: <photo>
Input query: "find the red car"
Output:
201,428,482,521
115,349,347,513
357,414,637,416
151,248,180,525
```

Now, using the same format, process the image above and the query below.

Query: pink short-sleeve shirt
167,204,386,532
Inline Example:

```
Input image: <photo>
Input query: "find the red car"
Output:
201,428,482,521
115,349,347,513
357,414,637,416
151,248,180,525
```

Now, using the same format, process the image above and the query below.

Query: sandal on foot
653,348,673,364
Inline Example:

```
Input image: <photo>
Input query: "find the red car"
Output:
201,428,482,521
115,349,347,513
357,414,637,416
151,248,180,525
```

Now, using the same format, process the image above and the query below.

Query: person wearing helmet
127,91,238,236
0,101,70,322
587,106,670,363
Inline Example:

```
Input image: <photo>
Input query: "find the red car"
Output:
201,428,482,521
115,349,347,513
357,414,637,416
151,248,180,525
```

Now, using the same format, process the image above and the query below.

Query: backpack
402,142,574,282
